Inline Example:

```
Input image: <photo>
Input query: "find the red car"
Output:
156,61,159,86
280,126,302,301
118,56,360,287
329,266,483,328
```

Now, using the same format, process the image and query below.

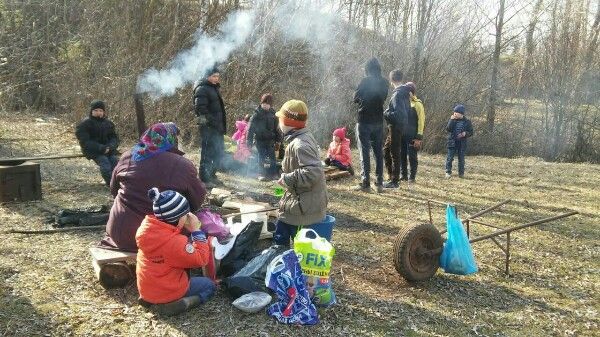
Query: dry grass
0,110,598,337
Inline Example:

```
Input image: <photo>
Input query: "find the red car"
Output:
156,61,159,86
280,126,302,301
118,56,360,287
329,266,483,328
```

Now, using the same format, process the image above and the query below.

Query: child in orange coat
136,187,216,315
324,127,354,175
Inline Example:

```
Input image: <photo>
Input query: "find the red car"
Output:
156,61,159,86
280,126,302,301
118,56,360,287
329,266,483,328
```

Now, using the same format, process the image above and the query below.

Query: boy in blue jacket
445,105,473,178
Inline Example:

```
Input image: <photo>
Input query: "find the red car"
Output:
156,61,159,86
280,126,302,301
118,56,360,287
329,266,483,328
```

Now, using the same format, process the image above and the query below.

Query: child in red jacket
136,187,216,316
324,127,354,175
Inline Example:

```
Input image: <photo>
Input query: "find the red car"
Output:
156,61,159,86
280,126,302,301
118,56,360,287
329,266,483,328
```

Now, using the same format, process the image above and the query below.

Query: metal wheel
393,223,443,282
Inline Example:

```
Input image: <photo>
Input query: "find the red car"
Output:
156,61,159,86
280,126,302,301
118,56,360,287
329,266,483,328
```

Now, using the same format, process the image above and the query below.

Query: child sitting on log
136,187,215,316
324,127,354,175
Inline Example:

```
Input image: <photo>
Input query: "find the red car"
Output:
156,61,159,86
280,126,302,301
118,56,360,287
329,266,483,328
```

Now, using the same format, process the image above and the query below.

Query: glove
412,139,423,151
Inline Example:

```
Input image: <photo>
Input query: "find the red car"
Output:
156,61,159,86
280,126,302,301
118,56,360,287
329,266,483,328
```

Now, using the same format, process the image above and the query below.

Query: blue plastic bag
265,250,319,325
439,205,478,275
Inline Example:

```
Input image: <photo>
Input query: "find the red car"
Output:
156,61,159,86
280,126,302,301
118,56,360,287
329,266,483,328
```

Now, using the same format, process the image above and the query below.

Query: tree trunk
517,0,543,97
487,0,506,133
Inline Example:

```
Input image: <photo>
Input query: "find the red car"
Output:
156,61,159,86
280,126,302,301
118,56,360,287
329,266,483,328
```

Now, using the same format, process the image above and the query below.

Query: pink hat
333,127,346,139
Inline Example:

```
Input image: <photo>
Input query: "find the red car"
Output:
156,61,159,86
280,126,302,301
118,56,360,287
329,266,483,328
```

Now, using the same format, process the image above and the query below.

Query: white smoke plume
136,10,256,98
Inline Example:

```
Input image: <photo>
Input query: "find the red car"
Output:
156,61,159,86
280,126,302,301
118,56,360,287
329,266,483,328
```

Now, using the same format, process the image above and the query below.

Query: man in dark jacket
382,70,412,188
247,93,281,180
353,57,389,193
445,104,474,178
194,67,226,188
75,99,119,186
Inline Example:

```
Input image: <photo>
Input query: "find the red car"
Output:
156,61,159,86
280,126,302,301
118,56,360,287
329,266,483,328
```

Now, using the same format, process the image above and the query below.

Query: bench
89,247,137,289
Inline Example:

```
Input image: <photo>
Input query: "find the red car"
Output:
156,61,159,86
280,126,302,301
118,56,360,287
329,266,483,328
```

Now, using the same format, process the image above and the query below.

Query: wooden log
90,247,136,289
326,170,351,181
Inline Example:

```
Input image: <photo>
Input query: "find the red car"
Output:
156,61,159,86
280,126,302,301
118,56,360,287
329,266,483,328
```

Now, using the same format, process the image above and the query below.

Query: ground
0,110,598,337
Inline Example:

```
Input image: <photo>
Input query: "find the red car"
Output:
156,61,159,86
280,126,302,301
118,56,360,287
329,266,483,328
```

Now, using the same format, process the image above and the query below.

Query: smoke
136,10,256,98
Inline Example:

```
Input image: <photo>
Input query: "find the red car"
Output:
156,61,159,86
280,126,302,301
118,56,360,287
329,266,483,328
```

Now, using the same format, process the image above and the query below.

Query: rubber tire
393,223,443,282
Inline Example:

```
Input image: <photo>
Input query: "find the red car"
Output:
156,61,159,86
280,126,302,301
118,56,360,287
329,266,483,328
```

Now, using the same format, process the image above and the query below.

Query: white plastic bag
232,291,272,313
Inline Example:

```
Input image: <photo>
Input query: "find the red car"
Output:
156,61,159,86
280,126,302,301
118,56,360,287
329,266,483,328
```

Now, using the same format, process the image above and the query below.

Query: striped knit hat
275,99,308,129
147,187,190,225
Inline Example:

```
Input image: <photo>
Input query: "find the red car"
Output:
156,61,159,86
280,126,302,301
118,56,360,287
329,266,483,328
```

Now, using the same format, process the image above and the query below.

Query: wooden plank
90,247,136,264
326,170,351,181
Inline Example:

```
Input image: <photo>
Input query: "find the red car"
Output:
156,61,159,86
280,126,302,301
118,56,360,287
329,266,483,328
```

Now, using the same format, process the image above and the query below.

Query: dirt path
0,111,598,336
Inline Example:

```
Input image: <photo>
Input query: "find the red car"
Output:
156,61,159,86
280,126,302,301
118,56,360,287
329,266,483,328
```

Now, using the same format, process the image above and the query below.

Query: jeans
185,276,216,303
273,220,300,246
199,126,225,182
324,158,350,171
356,123,384,186
446,143,466,176
93,154,118,185
383,125,402,183
400,136,419,180
256,141,277,177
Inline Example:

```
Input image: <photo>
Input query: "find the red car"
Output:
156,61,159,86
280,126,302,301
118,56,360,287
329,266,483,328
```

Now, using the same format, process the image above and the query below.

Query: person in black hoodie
382,70,412,188
75,99,119,186
353,57,389,193
445,104,474,178
194,67,226,188
247,93,281,180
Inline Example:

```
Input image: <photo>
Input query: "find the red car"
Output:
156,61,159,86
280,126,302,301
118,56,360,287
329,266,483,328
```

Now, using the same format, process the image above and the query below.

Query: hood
235,120,248,132
365,57,382,77
410,95,422,104
255,106,274,116
283,128,309,142
136,216,181,253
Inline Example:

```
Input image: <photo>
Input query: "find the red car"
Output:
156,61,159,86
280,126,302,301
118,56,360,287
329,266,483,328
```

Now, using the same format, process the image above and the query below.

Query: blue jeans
93,154,118,185
200,126,225,182
446,143,466,176
185,276,216,303
273,220,300,246
356,123,384,186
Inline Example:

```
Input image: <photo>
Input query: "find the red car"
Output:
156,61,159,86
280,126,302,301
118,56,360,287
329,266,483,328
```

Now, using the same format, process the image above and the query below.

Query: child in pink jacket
232,115,251,163
324,127,354,175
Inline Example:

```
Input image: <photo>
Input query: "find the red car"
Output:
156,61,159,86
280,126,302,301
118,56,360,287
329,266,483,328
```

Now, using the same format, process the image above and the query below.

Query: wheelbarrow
392,199,578,282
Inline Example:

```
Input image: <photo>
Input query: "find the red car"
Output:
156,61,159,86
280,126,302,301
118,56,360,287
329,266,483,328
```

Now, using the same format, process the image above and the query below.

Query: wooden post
134,93,147,137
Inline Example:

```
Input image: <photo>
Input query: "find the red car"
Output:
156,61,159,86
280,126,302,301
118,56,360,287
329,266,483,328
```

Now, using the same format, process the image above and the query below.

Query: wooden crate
0,161,42,202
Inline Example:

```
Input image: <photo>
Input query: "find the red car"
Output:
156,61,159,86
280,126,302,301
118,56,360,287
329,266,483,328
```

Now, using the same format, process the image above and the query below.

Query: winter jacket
247,107,280,146
101,149,206,252
384,85,412,133
232,120,251,162
279,129,328,227
446,117,473,148
327,138,352,167
408,96,426,140
75,113,119,160
353,59,389,125
194,81,226,134
136,215,210,304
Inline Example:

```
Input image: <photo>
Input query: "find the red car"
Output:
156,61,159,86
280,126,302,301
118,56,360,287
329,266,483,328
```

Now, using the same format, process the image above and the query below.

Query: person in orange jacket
324,127,354,175
136,187,216,316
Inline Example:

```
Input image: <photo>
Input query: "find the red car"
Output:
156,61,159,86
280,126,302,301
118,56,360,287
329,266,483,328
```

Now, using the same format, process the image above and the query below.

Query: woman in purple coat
100,122,206,252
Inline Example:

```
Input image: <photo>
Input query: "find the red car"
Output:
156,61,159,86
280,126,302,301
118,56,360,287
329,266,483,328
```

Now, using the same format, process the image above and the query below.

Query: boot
155,296,201,316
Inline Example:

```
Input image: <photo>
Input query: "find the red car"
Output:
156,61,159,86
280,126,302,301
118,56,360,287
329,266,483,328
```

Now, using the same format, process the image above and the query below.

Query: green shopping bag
293,229,335,278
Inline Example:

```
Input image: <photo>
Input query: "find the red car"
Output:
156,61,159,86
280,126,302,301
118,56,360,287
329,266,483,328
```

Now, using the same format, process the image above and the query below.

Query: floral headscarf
131,122,180,162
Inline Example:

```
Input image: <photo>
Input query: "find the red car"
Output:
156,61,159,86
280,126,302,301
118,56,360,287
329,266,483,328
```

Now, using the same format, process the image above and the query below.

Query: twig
3,225,106,235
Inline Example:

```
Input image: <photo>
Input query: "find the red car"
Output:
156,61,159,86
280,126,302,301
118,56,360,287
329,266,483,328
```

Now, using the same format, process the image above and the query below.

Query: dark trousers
324,158,350,171
93,154,118,186
184,277,216,303
356,123,384,186
273,220,300,246
199,126,225,182
446,143,466,175
400,136,418,180
256,141,277,177
383,125,402,183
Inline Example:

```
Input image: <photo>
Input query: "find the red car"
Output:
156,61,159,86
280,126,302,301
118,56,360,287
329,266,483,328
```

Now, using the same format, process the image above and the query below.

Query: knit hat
90,99,106,112
453,104,466,115
205,66,220,78
405,82,416,94
333,127,346,139
275,100,308,129
148,187,190,225
260,93,273,105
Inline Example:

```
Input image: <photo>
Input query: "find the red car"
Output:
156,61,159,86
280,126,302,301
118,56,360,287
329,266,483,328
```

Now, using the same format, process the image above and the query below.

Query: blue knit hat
453,104,466,114
147,187,190,225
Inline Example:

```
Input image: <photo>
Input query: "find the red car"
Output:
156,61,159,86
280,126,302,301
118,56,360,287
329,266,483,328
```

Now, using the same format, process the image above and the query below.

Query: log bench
90,247,137,289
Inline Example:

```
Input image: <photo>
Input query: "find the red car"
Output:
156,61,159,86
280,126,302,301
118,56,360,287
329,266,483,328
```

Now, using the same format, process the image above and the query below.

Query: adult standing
194,67,226,188
100,122,206,252
353,58,389,193
402,82,425,183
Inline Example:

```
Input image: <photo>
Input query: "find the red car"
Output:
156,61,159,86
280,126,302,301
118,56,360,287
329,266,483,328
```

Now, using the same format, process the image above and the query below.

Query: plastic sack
233,245,287,281
232,291,272,313
219,221,263,277
265,250,319,325
293,229,335,278
196,209,230,241
221,276,263,299
439,205,478,275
